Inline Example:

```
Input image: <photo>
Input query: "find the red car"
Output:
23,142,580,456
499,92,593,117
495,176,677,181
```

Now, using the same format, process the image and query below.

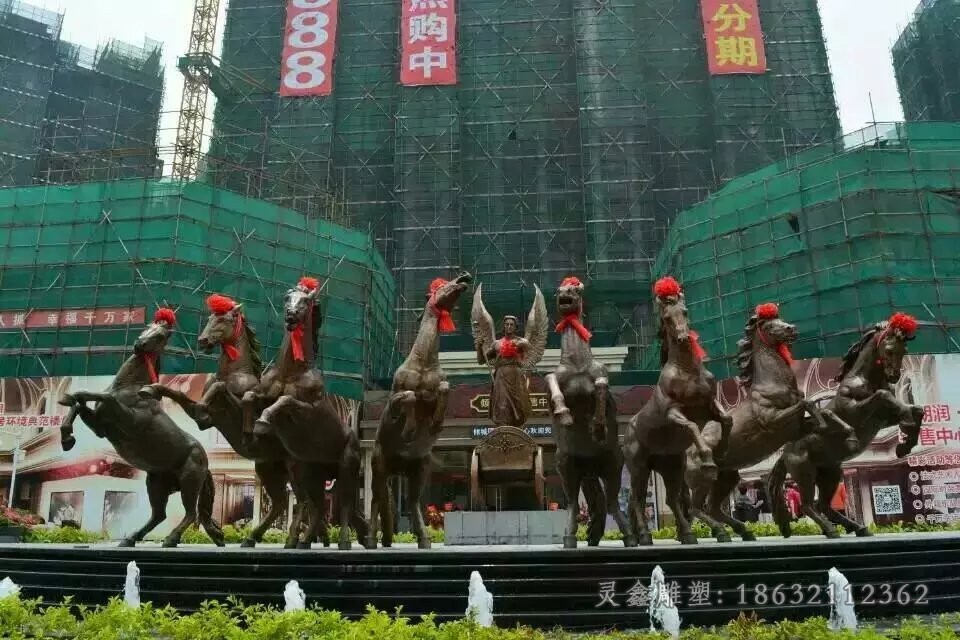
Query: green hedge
22,519,960,545
0,597,958,639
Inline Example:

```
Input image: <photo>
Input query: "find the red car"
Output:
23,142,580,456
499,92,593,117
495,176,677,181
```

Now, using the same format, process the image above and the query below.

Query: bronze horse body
546,276,636,549
139,294,317,548
59,309,225,548
769,313,924,538
623,277,731,545
368,273,471,549
243,277,370,550
687,303,859,541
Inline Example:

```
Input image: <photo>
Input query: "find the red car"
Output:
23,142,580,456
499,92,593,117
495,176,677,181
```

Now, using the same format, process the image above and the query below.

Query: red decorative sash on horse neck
757,329,793,366
431,302,456,333
222,314,244,361
290,310,311,362
142,352,159,384
688,329,707,362
556,313,591,342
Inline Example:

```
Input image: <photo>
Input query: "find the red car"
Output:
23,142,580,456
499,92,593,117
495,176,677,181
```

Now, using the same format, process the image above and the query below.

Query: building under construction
653,121,960,377
207,0,841,366
893,0,960,122
0,0,164,188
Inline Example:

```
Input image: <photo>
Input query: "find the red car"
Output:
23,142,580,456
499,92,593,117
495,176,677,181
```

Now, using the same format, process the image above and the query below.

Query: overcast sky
46,0,919,138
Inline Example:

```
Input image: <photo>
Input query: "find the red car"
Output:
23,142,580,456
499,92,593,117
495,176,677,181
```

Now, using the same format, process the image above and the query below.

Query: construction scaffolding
0,0,164,187
207,0,840,365
0,179,395,399
652,122,960,377
893,0,960,122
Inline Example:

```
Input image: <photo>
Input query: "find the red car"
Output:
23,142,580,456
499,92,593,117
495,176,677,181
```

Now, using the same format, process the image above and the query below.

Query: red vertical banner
400,0,457,86
701,0,767,75
280,0,340,97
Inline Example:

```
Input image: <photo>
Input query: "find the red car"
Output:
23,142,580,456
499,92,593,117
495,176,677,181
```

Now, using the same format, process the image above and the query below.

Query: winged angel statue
471,284,548,428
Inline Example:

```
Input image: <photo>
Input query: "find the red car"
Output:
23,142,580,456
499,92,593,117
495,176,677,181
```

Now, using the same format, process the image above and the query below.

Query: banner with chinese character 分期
401,0,457,86
701,0,767,75
280,0,340,97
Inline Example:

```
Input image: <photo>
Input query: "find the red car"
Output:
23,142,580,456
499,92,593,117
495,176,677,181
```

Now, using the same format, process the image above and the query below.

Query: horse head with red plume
654,276,706,363
737,302,798,385
283,276,324,363
426,272,472,333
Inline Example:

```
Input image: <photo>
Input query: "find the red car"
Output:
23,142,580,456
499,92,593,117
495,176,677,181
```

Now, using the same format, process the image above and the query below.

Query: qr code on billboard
872,485,903,515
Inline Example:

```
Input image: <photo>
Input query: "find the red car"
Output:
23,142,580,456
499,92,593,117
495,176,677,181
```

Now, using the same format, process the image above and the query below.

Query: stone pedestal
444,511,566,546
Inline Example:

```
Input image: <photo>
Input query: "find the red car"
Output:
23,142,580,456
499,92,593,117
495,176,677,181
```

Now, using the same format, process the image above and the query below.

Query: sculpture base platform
1,533,958,631
444,510,566,545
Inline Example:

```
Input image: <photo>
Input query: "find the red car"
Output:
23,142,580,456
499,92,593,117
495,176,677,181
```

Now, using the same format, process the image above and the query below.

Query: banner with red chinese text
0,307,145,330
701,0,767,75
401,0,457,86
280,0,340,97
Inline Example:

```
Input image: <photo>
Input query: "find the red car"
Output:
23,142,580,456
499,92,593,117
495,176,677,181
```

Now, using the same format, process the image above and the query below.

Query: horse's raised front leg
666,407,716,474
546,373,573,428
592,376,609,443
254,395,315,440
138,383,214,429
392,391,418,440
430,381,450,434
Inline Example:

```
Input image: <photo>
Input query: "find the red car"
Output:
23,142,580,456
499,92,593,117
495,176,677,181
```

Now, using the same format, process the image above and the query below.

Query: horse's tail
199,470,225,544
767,455,792,538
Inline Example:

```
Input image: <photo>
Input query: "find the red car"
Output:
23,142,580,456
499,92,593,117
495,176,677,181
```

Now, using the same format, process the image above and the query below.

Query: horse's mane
835,323,883,383
736,315,761,387
242,316,264,377
310,301,323,363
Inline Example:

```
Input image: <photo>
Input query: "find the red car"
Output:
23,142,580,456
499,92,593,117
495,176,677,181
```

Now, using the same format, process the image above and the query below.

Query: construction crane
171,0,220,181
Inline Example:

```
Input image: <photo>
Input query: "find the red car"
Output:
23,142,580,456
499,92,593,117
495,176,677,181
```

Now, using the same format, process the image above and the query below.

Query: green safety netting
0,178,395,399
652,121,960,377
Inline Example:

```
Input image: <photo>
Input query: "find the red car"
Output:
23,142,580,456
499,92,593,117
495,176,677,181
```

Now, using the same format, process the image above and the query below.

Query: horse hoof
58,395,75,407
855,527,873,538
323,541,331,548
339,540,352,550
716,532,732,543
556,410,573,428
117,539,136,548
636,534,653,546
61,436,76,452
240,538,256,548
417,539,431,550
562,535,578,549
587,537,600,547
678,533,698,545
779,529,792,539
740,531,757,542
213,538,226,548
622,536,638,548
297,541,311,550
364,537,377,549
896,443,912,458
824,530,841,539
137,386,158,400
283,542,298,550
161,539,179,548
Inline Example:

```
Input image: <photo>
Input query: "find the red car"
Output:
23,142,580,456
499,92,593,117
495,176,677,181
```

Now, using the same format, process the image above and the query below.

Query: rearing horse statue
546,276,636,549
139,294,316,548
59,309,225,548
769,313,923,538
623,276,731,545
687,303,858,541
243,277,371,550
368,272,471,549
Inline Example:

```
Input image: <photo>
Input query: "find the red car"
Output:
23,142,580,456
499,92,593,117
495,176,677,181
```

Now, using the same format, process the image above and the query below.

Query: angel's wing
521,284,548,369
470,283,496,366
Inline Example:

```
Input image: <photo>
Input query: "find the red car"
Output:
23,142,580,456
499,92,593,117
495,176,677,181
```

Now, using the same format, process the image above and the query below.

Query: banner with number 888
280,0,339,97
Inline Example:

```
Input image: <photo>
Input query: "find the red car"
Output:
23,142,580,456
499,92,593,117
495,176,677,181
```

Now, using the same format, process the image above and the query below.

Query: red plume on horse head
755,302,780,320
654,276,682,299
889,312,919,338
428,277,449,297
153,308,177,327
299,276,320,291
560,276,583,289
206,294,237,315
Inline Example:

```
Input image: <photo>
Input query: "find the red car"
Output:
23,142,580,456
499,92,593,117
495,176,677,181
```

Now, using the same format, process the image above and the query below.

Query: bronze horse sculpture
368,273,471,549
59,309,225,548
686,303,859,541
243,277,371,550
769,313,923,538
623,276,731,545
139,294,317,548
546,276,636,549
